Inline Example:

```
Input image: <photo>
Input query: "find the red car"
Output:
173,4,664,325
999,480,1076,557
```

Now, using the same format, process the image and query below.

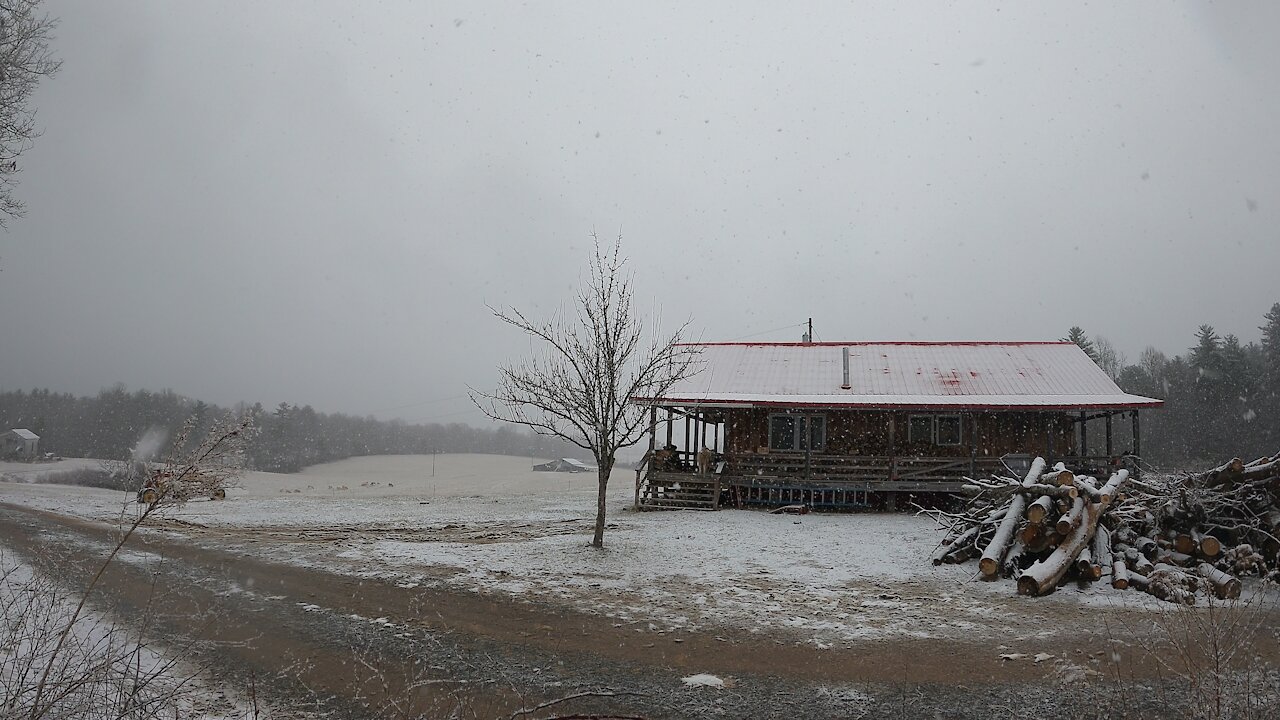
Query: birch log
978,457,1047,578
1017,500,1103,596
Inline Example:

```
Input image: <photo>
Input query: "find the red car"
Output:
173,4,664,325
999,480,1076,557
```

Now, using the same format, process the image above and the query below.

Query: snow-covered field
0,454,1211,648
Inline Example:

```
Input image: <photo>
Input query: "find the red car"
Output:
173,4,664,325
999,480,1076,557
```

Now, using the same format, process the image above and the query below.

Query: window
935,415,963,446
768,414,795,450
908,415,933,443
907,414,964,445
768,414,825,451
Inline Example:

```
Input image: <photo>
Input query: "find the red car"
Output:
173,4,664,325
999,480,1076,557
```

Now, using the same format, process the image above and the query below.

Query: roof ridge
677,341,1074,347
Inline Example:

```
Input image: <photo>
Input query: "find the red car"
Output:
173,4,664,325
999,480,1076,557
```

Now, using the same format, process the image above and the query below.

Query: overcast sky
1,1,1277,425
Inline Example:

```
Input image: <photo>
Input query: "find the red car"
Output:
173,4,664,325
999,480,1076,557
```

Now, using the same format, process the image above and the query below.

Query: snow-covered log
1026,495,1055,524
1111,559,1129,590
1195,562,1241,600
1017,500,1103,596
978,457,1047,578
928,451,1276,604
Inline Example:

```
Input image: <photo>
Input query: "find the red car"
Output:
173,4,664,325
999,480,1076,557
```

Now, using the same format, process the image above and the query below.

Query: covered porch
634,404,1148,511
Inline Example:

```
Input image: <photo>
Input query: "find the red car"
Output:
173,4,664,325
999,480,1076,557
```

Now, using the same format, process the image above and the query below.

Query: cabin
631,341,1163,510
1,428,40,461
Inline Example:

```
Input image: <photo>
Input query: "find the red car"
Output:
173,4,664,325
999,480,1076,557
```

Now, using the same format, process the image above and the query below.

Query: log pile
928,452,1280,604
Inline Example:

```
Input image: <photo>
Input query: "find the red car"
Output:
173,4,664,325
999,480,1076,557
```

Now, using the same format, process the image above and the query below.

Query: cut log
1023,483,1078,500
1196,457,1244,488
1055,497,1086,537
1111,560,1129,590
1000,539,1027,578
1091,525,1113,576
979,457,1047,578
1135,536,1158,559
1018,500,1103,596
1133,553,1154,576
1243,458,1280,480
1157,549,1196,567
1098,470,1129,504
1041,468,1076,487
1075,546,1094,576
1073,477,1102,503
1026,495,1055,524
1191,529,1221,559
1019,522,1042,546
1195,562,1241,600
1172,531,1195,556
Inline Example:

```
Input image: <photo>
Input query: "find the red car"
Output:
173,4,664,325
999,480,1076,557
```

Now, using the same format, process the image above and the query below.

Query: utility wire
726,321,808,342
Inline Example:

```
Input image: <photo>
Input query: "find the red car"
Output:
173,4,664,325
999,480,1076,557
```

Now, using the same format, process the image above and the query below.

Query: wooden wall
723,407,1076,458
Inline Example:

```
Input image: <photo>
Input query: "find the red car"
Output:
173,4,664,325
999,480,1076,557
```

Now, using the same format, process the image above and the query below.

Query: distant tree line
1063,302,1280,467
0,385,576,472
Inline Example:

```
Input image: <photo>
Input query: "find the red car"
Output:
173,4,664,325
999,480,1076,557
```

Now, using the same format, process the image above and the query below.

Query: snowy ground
0,454,1243,650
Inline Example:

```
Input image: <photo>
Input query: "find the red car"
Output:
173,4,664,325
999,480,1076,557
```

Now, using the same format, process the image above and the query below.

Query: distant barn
1,428,40,461
532,458,595,473
631,341,1163,510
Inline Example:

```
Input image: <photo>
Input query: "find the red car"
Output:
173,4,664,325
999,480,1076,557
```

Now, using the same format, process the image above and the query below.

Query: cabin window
908,414,964,445
935,415,963,446
768,414,826,451
908,415,933,443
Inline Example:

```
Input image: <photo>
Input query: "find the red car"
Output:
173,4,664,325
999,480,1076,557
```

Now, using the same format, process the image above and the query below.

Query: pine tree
1257,303,1280,448
1063,326,1098,361
1260,303,1280,401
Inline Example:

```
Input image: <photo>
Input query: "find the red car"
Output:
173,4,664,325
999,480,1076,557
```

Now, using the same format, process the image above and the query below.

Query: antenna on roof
802,317,813,343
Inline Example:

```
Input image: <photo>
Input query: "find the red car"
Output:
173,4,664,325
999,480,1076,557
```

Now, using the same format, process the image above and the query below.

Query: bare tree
1094,335,1127,381
472,233,698,548
0,0,60,225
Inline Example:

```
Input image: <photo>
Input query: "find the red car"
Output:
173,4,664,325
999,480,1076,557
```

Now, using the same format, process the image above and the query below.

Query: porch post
1045,412,1054,463
1105,412,1113,457
1132,410,1141,467
888,414,896,480
684,413,691,466
968,413,977,478
803,415,812,481
1079,411,1087,459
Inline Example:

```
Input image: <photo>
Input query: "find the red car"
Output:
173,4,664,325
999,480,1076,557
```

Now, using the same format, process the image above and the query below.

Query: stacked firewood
928,452,1280,604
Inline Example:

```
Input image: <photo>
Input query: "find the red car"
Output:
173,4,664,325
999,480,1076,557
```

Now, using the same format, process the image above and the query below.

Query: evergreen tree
1063,326,1097,361
1258,302,1280,447
1260,303,1280,402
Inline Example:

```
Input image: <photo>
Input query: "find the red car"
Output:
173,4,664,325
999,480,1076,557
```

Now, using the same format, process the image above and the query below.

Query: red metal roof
636,342,1163,411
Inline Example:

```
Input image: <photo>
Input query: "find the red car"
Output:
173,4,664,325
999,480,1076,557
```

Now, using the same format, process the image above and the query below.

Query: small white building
1,429,40,461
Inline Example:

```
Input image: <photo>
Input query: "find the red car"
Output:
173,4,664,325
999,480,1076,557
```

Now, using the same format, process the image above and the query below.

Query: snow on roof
8,429,39,440
635,341,1163,411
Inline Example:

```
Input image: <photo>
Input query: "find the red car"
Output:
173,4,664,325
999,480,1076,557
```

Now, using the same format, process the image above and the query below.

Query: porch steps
640,475,719,511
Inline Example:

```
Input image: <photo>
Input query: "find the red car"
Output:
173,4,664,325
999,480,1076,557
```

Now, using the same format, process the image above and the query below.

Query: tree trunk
592,460,612,548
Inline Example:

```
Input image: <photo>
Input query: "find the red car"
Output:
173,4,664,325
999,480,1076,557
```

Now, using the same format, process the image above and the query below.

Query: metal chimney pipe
841,347,851,389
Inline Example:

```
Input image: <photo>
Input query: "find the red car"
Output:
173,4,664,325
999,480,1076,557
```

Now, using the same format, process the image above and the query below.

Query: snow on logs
977,457,1046,578
929,452,1280,604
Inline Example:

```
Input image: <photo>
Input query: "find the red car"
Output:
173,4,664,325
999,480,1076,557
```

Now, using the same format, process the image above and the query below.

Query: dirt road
0,502,1246,719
